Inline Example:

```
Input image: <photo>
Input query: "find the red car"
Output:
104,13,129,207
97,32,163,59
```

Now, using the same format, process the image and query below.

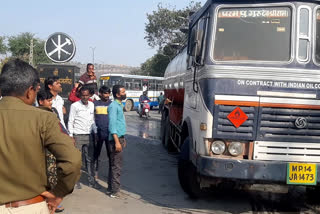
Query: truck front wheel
178,137,203,198
306,186,320,203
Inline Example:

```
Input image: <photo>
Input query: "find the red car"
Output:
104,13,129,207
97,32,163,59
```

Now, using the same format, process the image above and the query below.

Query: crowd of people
0,59,128,213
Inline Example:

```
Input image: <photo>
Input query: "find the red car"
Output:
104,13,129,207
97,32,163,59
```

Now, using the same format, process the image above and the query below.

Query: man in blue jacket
93,85,112,180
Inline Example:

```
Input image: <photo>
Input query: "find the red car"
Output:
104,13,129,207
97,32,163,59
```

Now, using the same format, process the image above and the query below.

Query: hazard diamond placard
227,107,248,128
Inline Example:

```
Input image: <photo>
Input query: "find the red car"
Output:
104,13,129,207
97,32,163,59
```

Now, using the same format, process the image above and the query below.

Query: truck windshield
213,7,291,62
315,10,320,64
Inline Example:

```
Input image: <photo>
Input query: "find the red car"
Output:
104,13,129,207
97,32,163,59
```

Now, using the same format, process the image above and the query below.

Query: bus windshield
315,10,320,64
213,7,292,62
100,76,123,88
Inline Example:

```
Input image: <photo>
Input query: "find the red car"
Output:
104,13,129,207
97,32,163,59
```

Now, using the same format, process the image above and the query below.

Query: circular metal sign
295,117,308,129
44,32,76,63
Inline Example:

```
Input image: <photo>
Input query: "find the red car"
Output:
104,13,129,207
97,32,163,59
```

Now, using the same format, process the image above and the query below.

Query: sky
1,0,206,67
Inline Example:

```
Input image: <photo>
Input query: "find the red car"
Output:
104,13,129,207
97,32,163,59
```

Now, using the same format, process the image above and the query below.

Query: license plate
287,163,317,185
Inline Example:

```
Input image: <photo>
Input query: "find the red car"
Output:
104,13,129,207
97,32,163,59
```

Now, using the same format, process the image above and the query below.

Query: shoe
75,183,82,189
89,182,101,189
55,205,64,213
106,188,112,195
109,192,121,199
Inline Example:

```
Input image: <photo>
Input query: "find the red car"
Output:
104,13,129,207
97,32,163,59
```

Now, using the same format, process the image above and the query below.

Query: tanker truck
161,0,320,198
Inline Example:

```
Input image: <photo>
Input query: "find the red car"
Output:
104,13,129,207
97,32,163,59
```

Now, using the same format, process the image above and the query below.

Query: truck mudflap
196,156,320,184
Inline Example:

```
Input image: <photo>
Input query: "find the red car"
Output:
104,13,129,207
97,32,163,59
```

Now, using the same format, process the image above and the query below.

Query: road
63,110,320,214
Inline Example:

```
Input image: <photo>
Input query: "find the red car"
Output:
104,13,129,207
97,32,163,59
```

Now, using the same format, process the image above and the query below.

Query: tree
7,32,51,66
33,40,51,65
139,50,172,77
0,36,7,55
8,32,33,60
145,1,201,51
142,1,201,77
0,57,10,73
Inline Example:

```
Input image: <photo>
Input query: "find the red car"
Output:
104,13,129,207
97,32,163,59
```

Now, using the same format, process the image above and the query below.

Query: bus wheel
124,100,133,112
178,137,203,198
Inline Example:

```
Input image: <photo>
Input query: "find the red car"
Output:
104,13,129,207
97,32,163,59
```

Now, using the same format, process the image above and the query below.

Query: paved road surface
62,110,320,214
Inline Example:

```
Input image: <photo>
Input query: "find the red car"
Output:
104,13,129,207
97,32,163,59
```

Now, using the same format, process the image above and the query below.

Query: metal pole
29,39,34,66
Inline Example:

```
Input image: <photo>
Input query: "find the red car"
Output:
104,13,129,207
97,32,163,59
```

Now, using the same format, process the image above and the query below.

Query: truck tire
178,137,203,198
163,116,175,152
160,113,167,144
124,100,133,112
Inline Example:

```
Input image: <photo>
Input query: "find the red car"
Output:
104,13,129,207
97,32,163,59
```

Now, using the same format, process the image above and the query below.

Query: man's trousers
106,137,126,193
74,134,95,185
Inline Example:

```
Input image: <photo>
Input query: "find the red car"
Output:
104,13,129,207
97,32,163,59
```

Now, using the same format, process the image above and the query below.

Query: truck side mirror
169,43,183,50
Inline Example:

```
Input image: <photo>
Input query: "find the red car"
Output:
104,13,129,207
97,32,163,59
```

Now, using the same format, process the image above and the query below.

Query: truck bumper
197,156,320,184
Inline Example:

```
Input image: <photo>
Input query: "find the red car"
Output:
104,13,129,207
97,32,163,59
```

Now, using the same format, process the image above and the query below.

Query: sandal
55,205,64,213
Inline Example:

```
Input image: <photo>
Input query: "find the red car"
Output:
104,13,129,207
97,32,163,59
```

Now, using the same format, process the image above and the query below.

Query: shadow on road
94,134,316,214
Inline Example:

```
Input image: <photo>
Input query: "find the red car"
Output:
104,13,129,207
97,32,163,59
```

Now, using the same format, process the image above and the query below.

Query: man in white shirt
45,76,66,129
68,86,98,189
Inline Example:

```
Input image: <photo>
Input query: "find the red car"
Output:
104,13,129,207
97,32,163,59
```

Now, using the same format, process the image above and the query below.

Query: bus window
315,9,320,64
213,7,292,62
125,82,132,90
123,78,132,90
110,76,123,86
157,82,163,91
100,76,123,89
149,80,156,91
133,79,142,90
142,80,148,91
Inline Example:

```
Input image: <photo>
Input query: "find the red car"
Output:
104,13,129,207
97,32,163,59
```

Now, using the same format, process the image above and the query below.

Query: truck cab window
315,10,320,64
297,7,310,62
213,7,292,62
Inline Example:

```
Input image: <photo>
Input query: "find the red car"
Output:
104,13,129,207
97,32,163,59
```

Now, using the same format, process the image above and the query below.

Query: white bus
99,74,164,111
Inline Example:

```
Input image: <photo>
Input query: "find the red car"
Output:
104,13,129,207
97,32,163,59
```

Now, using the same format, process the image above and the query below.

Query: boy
37,90,69,213
37,90,68,134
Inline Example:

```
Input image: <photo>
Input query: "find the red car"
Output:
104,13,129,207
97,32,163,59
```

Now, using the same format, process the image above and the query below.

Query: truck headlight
211,140,226,155
228,142,243,156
